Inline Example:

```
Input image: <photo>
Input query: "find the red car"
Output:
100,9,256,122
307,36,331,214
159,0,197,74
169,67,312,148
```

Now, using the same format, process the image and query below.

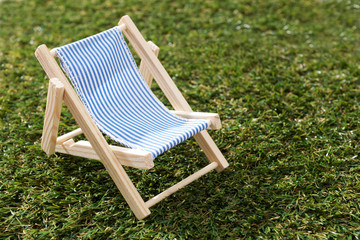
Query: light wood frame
35,15,229,220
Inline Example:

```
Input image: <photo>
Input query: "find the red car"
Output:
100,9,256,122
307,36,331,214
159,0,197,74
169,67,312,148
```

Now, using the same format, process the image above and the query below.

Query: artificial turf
1,0,360,239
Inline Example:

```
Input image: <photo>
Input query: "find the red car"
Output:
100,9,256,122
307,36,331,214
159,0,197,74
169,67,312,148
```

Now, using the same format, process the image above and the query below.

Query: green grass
1,0,360,239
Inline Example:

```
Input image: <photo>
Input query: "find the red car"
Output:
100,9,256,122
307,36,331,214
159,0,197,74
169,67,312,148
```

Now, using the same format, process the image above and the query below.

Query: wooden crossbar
56,128,83,144
145,162,218,208
50,24,127,57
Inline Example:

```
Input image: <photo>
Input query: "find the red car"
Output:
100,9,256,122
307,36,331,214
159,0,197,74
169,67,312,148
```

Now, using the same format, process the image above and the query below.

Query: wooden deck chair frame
35,15,229,220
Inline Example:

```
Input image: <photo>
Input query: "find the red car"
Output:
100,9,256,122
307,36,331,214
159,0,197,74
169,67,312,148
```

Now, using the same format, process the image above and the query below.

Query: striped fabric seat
56,27,208,159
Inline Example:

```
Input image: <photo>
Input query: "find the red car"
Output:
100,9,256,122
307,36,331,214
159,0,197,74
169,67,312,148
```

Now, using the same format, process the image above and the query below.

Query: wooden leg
41,78,64,155
193,130,229,172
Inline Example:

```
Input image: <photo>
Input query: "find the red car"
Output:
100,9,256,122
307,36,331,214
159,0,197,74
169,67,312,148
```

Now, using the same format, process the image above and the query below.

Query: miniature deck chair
35,15,229,220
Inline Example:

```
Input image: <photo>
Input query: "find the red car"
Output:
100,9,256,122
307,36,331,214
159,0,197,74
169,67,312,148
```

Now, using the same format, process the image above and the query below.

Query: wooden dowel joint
50,48,57,57
119,23,126,32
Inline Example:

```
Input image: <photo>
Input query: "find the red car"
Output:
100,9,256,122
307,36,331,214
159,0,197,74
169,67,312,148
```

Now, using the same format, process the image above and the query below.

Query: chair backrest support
119,16,193,112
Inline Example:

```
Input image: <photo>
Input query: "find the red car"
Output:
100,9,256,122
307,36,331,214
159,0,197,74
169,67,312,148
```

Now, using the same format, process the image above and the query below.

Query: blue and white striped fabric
56,27,208,159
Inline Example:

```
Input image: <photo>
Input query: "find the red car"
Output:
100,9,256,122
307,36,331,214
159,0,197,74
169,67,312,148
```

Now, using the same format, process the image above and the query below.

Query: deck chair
35,15,229,220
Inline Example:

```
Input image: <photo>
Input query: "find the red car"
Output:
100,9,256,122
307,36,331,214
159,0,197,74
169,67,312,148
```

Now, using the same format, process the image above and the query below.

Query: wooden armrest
56,139,154,170
169,111,221,130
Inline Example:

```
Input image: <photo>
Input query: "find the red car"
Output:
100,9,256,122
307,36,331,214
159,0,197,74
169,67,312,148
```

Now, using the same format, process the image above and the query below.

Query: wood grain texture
35,44,150,220
41,78,64,155
56,140,154,170
139,41,160,87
